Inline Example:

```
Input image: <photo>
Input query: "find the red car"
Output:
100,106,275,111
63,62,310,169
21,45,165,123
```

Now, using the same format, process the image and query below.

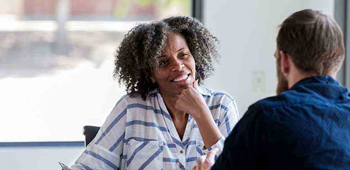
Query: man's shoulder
250,95,286,111
252,89,309,111
240,91,310,134
246,88,333,124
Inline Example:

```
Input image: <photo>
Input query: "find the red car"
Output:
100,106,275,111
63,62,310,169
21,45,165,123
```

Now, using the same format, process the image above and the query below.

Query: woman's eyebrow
158,47,187,58
177,47,185,52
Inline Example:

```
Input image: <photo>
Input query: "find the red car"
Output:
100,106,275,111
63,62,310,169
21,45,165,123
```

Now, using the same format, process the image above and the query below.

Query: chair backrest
83,125,100,147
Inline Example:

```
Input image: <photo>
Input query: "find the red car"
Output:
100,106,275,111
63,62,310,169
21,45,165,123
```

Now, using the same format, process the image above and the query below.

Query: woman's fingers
205,148,219,166
175,86,199,113
176,83,206,109
193,79,199,89
192,165,197,170
193,148,219,170
196,155,206,169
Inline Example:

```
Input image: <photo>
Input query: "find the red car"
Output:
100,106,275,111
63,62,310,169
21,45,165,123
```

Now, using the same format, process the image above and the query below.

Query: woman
71,16,240,170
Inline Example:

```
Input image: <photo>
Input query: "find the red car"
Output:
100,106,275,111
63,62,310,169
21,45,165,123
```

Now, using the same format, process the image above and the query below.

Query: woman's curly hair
114,16,220,100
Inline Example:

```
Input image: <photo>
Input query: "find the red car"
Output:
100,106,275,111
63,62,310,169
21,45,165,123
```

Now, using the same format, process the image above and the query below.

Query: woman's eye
159,60,169,66
180,53,188,58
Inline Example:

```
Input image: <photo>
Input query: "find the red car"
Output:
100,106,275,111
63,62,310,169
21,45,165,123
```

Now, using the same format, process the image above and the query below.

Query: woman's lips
171,74,190,84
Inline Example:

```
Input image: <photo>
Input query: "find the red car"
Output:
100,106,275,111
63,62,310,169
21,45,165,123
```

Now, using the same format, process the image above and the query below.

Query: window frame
335,0,350,88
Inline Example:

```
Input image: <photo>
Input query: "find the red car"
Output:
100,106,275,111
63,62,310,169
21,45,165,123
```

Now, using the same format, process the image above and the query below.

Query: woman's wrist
190,106,211,121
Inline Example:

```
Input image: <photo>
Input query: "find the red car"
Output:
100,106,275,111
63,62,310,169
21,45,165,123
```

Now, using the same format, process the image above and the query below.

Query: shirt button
180,164,184,169
180,150,184,154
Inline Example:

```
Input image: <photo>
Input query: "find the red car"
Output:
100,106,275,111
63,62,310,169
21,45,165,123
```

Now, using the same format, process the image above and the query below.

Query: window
0,0,192,142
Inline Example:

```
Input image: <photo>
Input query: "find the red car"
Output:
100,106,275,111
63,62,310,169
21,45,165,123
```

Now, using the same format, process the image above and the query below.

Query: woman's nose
170,60,184,72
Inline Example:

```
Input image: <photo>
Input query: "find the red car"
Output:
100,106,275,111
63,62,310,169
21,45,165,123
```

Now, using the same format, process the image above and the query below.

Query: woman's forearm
192,107,223,149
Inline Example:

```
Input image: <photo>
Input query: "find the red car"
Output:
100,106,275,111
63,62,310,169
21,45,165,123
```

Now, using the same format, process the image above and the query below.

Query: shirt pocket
126,139,164,170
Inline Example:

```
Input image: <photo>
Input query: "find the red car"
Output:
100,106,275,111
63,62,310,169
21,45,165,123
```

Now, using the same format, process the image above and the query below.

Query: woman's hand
175,80,222,149
192,148,218,170
175,80,209,118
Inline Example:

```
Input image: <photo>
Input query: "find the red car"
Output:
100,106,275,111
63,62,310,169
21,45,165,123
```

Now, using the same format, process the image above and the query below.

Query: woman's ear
150,77,156,84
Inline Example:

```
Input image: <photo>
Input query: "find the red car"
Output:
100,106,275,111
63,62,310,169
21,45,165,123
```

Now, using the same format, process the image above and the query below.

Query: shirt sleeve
203,97,240,155
219,98,240,137
211,105,266,170
70,97,128,170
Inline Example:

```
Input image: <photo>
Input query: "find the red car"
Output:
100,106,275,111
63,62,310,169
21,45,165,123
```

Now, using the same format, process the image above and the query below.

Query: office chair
83,125,100,147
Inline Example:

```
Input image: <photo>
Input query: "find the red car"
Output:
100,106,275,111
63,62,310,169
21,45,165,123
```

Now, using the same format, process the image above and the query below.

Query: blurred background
0,0,349,169
0,0,191,142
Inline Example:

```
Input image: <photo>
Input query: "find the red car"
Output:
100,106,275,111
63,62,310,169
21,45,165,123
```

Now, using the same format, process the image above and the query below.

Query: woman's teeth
173,74,189,82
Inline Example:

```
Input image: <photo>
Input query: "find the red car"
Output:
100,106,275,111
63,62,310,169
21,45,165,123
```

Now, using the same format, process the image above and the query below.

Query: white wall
203,0,334,115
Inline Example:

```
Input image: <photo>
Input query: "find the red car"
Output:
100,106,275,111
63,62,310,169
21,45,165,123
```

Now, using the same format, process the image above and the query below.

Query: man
193,9,350,170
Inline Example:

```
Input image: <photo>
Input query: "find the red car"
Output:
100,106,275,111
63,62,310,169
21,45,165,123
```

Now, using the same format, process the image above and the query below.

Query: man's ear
280,51,290,76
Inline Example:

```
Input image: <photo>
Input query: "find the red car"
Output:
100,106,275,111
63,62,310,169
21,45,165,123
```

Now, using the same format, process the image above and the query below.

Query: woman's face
151,32,196,98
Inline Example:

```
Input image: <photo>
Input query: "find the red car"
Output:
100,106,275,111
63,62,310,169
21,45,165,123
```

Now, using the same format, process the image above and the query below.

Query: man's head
276,9,345,94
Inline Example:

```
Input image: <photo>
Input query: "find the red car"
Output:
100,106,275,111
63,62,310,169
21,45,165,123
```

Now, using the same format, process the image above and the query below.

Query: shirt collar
196,83,212,96
290,76,340,90
149,83,212,96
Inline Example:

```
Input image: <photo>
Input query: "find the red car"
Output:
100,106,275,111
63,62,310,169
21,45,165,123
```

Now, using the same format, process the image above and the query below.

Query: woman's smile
171,73,190,84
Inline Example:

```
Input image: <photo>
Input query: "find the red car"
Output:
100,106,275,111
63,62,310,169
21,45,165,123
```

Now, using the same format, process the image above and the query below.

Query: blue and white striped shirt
71,85,240,170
